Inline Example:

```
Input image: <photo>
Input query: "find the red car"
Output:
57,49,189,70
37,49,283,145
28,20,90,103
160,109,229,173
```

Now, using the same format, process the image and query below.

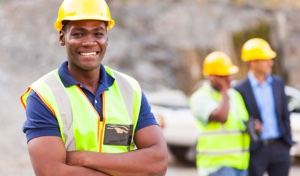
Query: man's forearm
32,161,111,176
59,164,111,176
67,148,167,176
28,136,111,176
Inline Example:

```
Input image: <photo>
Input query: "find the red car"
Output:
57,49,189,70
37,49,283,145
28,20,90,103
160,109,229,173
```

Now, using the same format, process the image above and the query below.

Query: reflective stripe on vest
194,85,250,170
21,67,141,153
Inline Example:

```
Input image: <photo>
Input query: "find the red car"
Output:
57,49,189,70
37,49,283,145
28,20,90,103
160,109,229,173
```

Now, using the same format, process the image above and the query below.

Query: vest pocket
104,124,133,146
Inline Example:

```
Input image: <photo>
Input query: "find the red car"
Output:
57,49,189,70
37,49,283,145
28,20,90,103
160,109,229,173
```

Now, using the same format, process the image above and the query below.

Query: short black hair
61,20,69,31
103,21,108,27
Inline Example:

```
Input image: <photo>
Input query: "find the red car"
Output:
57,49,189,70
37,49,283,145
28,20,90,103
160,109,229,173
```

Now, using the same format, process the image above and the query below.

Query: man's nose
82,36,97,46
82,41,97,46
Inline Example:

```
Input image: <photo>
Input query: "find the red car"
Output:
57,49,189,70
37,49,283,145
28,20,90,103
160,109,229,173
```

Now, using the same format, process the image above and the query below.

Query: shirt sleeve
22,90,61,143
135,91,158,132
189,89,219,126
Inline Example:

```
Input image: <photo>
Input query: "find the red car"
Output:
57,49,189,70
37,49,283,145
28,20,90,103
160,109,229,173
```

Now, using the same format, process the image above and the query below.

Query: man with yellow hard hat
234,38,294,176
189,51,250,176
20,0,168,175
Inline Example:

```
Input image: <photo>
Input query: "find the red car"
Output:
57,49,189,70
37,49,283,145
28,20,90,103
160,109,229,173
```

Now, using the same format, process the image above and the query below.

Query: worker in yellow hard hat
20,0,168,175
189,51,250,176
234,38,294,176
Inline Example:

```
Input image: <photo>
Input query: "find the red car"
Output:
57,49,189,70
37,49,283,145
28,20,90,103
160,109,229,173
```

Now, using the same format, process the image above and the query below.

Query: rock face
1,0,300,92
1,0,300,175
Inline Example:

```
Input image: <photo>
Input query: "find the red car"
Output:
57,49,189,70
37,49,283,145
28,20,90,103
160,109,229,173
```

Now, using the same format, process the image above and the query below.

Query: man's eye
95,33,104,37
73,33,83,37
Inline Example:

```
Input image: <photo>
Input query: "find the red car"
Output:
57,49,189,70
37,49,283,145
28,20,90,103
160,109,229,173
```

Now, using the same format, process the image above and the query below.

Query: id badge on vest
104,124,133,146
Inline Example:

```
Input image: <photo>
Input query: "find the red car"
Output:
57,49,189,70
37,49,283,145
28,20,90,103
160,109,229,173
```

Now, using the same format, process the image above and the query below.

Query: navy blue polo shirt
22,61,158,142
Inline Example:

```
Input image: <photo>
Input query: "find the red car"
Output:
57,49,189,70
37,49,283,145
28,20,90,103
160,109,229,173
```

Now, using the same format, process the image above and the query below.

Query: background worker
234,38,294,176
20,0,168,175
189,51,250,176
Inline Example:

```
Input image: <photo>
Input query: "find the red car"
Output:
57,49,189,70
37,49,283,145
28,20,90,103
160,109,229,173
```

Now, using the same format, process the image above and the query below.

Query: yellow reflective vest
190,84,250,175
21,66,142,153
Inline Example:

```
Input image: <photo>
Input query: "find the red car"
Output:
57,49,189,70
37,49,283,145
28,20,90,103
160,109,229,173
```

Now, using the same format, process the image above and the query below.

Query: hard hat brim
229,65,239,75
203,65,239,76
54,17,115,31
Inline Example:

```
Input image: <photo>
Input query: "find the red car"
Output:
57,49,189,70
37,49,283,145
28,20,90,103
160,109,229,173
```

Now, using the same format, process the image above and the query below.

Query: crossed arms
28,125,168,176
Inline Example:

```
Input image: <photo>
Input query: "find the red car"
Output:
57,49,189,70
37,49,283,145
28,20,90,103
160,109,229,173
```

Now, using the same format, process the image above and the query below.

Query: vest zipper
100,93,104,121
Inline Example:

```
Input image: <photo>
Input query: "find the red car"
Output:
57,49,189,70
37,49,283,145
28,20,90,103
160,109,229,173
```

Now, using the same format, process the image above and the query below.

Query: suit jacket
234,75,294,152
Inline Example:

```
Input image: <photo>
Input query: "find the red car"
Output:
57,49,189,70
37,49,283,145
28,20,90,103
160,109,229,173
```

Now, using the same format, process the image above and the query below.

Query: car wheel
168,145,196,166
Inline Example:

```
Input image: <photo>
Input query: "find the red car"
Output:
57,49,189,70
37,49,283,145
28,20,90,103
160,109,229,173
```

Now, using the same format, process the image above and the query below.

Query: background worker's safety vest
193,85,250,173
21,66,141,153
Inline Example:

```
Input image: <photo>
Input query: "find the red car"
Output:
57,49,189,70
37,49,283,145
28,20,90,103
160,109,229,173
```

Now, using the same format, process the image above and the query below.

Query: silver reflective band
197,149,249,155
42,72,76,151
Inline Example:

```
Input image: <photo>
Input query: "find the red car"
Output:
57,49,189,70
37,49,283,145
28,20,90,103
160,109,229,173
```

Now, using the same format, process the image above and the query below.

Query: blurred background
1,0,300,175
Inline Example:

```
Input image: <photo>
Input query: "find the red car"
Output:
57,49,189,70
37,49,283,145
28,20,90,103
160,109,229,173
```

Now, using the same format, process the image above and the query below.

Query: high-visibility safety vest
191,85,250,174
21,66,142,153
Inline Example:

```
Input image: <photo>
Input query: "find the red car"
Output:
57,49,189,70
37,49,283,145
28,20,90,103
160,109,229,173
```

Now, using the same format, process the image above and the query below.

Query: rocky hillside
1,0,300,92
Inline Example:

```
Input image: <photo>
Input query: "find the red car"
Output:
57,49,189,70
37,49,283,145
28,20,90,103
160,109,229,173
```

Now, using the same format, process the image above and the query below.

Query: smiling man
20,0,168,175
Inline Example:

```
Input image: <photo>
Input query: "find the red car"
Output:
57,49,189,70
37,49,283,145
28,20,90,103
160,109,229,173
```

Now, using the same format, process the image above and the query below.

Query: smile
79,52,98,56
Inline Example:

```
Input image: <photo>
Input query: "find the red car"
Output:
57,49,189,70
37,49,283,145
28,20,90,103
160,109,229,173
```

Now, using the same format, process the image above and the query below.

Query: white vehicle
146,89,198,165
147,86,300,165
286,86,300,158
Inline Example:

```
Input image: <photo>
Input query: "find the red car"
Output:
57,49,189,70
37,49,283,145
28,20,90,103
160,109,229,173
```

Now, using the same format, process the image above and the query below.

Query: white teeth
80,52,97,56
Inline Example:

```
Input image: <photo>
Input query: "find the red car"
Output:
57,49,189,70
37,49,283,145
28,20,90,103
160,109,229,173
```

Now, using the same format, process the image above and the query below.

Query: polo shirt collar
57,61,115,90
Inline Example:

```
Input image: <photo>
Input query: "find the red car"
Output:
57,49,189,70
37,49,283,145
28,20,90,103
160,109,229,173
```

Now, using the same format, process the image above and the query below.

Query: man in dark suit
234,38,294,176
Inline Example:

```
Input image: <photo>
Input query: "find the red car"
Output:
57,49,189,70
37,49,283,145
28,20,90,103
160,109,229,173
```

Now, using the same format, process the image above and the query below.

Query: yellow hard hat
203,51,239,76
241,38,276,61
54,0,115,31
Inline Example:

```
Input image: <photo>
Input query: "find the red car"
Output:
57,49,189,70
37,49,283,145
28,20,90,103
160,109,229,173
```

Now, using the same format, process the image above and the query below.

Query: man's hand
208,75,231,123
67,151,86,167
211,75,231,92
254,119,263,134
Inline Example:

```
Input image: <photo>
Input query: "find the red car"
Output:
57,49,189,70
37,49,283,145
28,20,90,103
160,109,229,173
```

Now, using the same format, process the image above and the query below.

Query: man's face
251,59,274,76
209,75,231,91
60,20,108,71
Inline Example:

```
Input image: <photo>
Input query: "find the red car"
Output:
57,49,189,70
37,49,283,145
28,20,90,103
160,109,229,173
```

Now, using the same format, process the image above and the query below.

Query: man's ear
59,31,65,46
